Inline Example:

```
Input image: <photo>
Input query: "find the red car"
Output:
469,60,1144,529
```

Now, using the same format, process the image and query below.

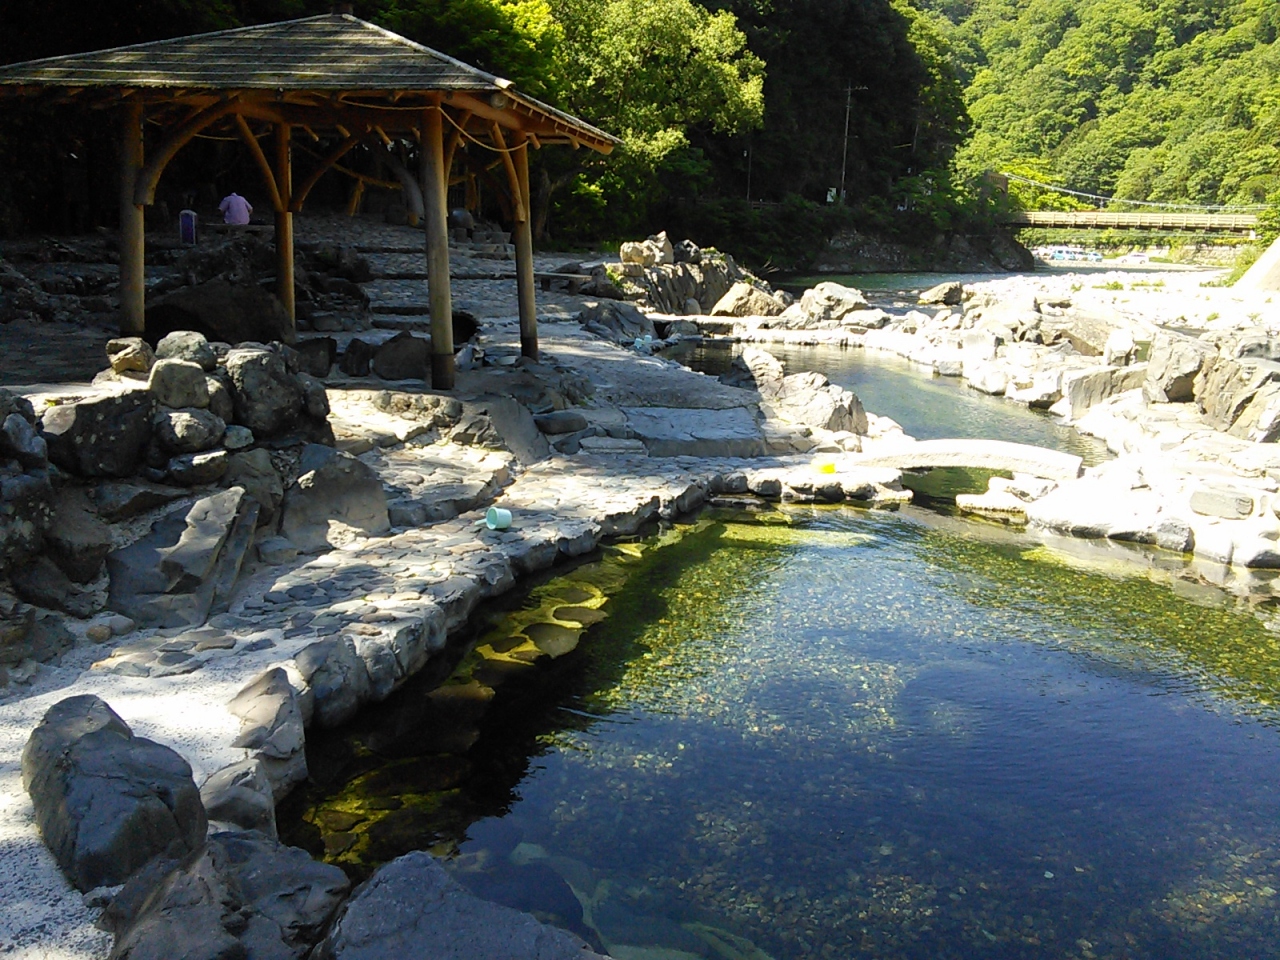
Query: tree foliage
923,0,1280,213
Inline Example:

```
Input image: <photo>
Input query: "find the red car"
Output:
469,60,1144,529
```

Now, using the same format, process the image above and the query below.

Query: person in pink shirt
219,192,253,225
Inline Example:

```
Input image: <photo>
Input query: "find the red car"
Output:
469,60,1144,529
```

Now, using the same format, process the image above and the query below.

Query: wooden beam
512,136,537,361
290,133,363,211
422,107,454,389
234,114,284,213
119,100,146,335
133,97,240,204
275,122,295,337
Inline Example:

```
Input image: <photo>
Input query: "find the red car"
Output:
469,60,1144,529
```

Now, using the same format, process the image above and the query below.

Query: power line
1000,172,1268,212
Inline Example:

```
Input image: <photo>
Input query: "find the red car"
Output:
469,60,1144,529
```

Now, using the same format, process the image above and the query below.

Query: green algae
280,506,1280,959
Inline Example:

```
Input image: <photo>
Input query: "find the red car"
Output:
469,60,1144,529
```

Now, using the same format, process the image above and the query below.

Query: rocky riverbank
1,216,1278,959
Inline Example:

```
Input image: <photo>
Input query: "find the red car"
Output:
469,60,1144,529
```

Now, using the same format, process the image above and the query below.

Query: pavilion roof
0,14,617,151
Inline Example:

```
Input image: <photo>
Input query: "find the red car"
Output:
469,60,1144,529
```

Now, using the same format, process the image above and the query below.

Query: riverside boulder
279,444,389,553
41,389,153,477
21,695,205,891
224,346,304,438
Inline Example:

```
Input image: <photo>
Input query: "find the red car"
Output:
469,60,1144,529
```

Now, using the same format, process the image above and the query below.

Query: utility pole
839,82,852,204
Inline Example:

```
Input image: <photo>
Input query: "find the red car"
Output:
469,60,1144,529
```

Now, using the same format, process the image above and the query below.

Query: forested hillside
923,0,1280,210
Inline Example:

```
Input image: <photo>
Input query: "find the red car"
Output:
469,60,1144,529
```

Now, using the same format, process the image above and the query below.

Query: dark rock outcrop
106,488,259,628
312,851,604,960
41,389,154,478
22,695,206,891
147,279,292,346
229,667,308,798
223,346,305,439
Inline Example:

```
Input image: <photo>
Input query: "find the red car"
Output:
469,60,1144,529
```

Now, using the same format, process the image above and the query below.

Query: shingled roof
0,14,617,150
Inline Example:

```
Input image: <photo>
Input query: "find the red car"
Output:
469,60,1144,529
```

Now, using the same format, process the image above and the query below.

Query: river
278,275,1280,960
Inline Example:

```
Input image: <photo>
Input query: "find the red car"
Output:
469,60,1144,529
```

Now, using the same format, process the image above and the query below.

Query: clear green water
281,508,1280,960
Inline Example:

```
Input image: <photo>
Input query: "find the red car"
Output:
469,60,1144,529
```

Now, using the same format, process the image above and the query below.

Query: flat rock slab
313,851,606,960
852,438,1084,481
623,406,766,458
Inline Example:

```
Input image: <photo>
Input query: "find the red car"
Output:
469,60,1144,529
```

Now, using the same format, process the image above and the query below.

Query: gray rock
312,851,604,960
153,408,226,454
770,371,867,434
148,359,210,409
46,486,112,583
1190,486,1254,520
1,412,48,469
799,281,870,323
223,449,283,526
1195,355,1280,430
223,425,254,450
106,488,258,628
294,637,371,728
155,331,216,372
109,614,136,636
533,410,589,435
720,346,785,396
93,480,186,522
168,450,229,486
340,339,375,377
106,338,155,375
224,347,304,438
279,445,389,553
205,373,235,424
451,397,549,464
108,830,349,960
1228,381,1280,442
298,373,330,419
11,555,100,618
711,281,785,318
21,695,206,891
41,389,154,478
0,608,74,664
256,536,298,565
229,668,308,798
200,759,276,837
294,337,337,377
577,301,657,343
373,332,429,381
1144,331,1214,403
918,281,963,306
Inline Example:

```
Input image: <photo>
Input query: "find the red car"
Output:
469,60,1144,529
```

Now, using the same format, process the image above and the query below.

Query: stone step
372,315,432,332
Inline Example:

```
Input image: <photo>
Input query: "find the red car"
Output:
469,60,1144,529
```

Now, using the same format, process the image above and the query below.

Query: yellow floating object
814,459,837,474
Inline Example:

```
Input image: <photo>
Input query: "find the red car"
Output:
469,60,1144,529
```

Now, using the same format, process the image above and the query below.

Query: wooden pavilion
0,13,618,388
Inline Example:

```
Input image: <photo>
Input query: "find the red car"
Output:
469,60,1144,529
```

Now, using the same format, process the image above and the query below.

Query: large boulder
224,346,304,438
107,830,349,960
918,281,963,306
154,331,216,372
46,486,112,583
311,851,605,960
278,444,389,553
200,759,277,837
710,281,785,318
106,338,155,375
229,667,308,798
800,282,870,323
152,408,226,454
294,637,371,728
719,346,785,397
148,359,210,410
1144,331,1215,403
21,695,206,891
577,301,657,343
769,371,868,434
373,332,429,381
41,389,153,477
106,488,259,628
1195,355,1280,431
146,279,292,346
1228,381,1280,442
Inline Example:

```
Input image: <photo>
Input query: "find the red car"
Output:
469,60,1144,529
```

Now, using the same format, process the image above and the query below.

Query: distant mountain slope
921,0,1280,207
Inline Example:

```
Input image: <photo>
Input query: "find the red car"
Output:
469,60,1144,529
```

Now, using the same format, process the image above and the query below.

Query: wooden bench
536,271,592,293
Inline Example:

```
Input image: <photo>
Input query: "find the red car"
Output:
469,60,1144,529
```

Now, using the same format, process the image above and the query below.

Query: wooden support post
118,101,146,335
274,122,295,339
422,106,454,389
512,137,537,360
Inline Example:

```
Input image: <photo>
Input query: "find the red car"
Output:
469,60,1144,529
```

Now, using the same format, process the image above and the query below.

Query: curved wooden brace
489,122,526,223
133,98,240,205
234,114,284,213
290,132,363,212
443,109,473,176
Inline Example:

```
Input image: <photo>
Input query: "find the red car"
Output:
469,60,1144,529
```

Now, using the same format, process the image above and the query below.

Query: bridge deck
1003,211,1257,232
852,439,1084,481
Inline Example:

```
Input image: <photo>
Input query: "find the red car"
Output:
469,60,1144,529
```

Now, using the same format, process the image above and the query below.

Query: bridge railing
1003,211,1258,231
